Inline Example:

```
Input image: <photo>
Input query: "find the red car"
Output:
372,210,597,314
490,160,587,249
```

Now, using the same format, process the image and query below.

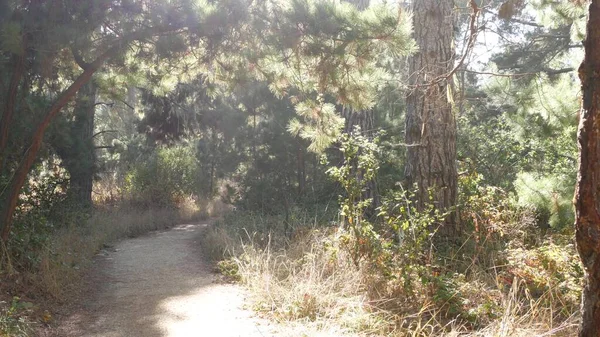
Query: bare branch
92,130,118,139
94,101,115,107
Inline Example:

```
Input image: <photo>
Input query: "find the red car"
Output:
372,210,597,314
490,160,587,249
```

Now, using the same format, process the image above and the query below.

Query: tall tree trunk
0,51,25,171
209,128,218,196
404,0,458,235
575,1,600,335
65,80,97,208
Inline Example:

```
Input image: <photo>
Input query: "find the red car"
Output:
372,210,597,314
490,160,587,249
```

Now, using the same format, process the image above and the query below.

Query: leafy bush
125,145,200,206
0,297,34,337
5,157,72,273
326,129,382,265
458,111,527,191
514,171,575,230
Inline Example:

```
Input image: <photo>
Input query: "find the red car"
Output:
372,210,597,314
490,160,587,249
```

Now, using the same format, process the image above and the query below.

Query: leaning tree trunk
0,47,118,242
404,0,458,236
575,1,600,336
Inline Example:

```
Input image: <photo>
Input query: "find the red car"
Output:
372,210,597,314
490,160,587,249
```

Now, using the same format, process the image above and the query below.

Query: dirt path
53,222,277,337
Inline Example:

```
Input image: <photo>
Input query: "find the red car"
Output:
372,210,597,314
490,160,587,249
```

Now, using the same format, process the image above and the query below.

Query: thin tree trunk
252,109,257,163
209,161,215,195
404,0,458,235
575,1,600,335
0,51,25,170
296,138,306,196
209,129,218,196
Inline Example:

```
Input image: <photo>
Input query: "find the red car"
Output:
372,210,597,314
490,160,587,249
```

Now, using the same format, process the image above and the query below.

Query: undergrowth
199,133,582,336
201,207,581,336
0,297,35,337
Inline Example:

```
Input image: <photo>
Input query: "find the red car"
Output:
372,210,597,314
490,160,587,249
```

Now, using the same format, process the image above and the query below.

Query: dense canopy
0,0,598,336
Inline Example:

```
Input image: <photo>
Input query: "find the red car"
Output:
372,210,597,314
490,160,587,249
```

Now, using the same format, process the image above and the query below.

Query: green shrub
514,172,575,230
125,145,200,206
0,297,34,337
216,259,241,282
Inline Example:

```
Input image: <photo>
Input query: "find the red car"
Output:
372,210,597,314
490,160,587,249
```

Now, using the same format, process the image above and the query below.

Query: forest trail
52,222,276,337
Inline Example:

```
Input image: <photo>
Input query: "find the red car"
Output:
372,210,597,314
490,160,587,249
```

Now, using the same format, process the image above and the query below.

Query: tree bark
575,1,600,336
0,51,25,171
63,80,97,208
404,0,458,235
0,47,116,241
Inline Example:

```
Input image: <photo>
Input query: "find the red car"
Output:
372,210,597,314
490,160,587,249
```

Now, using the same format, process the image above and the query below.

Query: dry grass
201,217,582,337
467,279,580,337
201,225,396,336
27,198,203,301
197,197,235,219
201,226,240,262
237,229,391,334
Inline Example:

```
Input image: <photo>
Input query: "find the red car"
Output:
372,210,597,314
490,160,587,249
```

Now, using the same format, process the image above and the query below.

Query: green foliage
326,128,382,264
216,0,415,151
459,172,521,240
125,145,200,206
368,189,452,322
216,259,241,282
458,65,577,234
514,172,575,230
288,100,344,153
0,22,23,55
458,110,527,190
8,158,71,272
326,130,468,325
0,297,33,337
380,189,446,253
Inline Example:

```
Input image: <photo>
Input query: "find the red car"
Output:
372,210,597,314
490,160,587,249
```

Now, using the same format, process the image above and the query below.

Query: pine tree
0,0,245,240
405,0,458,235
0,0,415,242
575,0,600,335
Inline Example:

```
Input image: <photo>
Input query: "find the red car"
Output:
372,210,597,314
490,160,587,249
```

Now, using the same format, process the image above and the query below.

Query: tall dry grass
200,215,581,337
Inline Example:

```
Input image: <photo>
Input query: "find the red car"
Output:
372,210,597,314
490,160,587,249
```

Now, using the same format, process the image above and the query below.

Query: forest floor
42,221,279,337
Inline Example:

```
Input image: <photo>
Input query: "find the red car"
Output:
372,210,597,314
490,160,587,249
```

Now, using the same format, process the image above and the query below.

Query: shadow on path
54,222,275,337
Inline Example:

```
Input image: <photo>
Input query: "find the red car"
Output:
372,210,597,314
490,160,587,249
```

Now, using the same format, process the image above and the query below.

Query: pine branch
72,48,91,70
